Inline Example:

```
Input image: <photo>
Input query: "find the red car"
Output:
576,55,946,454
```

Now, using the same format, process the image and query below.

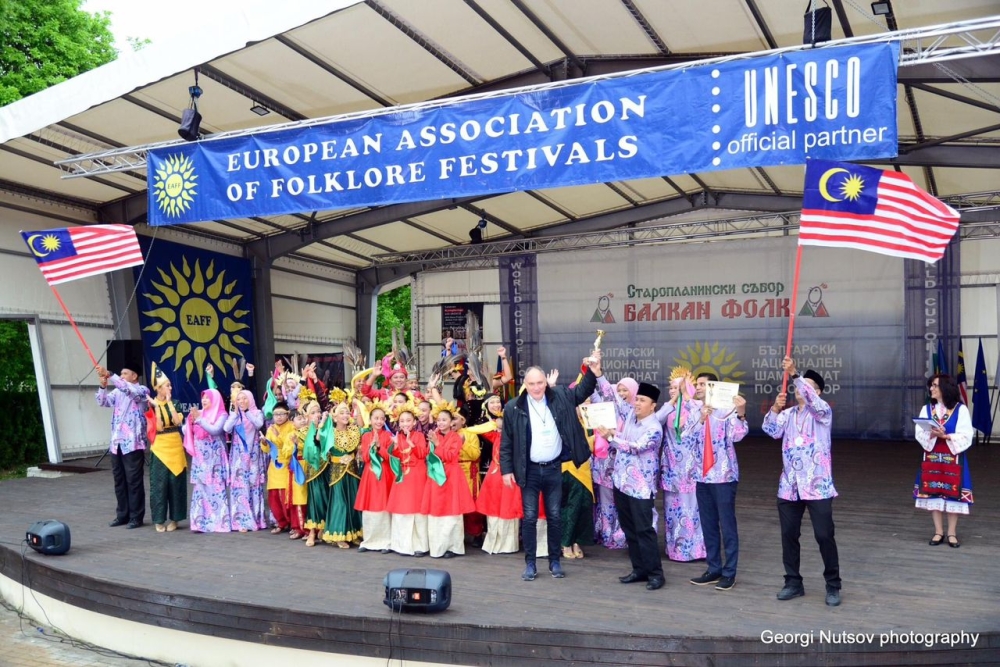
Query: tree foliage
0,0,117,106
0,321,36,392
375,285,412,362
0,322,44,469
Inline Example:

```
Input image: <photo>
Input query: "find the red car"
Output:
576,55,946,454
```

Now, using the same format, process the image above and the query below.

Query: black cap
803,369,825,393
637,382,661,403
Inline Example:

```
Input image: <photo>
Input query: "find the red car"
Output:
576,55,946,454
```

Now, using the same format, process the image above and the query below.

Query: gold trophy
588,330,605,364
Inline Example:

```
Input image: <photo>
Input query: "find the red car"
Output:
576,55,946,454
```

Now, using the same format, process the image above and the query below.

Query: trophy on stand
588,330,605,364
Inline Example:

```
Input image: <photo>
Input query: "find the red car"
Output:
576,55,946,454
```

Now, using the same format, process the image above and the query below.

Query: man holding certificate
594,378,665,590
689,372,748,592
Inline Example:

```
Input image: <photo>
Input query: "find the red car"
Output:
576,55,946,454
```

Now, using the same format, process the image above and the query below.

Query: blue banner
148,43,899,226
134,237,255,408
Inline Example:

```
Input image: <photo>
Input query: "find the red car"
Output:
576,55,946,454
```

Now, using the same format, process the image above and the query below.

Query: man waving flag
799,160,960,263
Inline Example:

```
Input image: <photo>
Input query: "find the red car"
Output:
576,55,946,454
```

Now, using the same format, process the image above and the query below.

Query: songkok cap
803,369,826,393
637,382,661,403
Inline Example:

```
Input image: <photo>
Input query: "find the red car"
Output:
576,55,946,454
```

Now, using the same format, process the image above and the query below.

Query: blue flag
289,451,306,486
263,437,283,468
972,339,993,435
935,339,948,376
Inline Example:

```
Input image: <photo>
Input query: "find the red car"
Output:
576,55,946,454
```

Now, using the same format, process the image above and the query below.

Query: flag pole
49,285,99,368
781,245,804,393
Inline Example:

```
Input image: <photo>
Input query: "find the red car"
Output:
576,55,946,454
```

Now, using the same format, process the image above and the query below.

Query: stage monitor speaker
106,340,144,378
383,568,451,612
26,520,71,556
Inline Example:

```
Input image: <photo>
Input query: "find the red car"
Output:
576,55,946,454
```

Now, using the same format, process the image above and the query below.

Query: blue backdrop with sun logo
134,237,254,408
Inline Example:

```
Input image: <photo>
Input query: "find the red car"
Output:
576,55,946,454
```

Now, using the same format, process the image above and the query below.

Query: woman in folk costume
421,402,476,558
148,363,187,533
301,399,330,547
281,406,311,539
355,402,395,552
321,402,364,547
386,402,430,556
363,353,423,403
914,374,974,547
224,389,268,533
261,401,296,534
184,387,231,533
589,377,637,549
656,368,707,561
476,395,522,554
453,410,486,544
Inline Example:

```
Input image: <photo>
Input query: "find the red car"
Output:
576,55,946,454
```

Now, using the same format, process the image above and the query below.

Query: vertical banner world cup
135,238,255,408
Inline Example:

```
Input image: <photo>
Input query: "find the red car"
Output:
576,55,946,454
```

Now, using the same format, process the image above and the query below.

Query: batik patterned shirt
761,377,837,501
95,374,149,455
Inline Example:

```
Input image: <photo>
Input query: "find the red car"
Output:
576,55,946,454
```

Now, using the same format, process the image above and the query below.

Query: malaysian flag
21,225,144,285
799,160,960,263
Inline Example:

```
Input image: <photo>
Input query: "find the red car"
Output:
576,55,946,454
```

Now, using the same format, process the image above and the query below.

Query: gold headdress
669,366,693,382
151,362,170,391
278,370,302,388
328,386,347,405
388,400,418,423
368,399,390,416
429,400,458,421
298,386,317,405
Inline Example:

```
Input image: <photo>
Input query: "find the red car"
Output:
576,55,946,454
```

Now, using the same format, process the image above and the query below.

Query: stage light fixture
871,1,892,17
250,104,270,116
178,71,203,142
469,218,487,244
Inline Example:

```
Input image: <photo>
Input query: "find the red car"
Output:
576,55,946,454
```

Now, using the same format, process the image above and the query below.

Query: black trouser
777,497,840,591
111,449,146,524
614,487,663,579
697,481,739,578
521,461,562,563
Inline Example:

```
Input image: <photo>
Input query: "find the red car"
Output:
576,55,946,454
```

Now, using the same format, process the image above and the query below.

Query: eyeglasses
930,383,940,388
272,411,289,417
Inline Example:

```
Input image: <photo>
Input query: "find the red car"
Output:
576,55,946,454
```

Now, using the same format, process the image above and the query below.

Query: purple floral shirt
596,377,662,499
657,399,703,493
761,377,837,501
689,407,748,484
96,374,149,455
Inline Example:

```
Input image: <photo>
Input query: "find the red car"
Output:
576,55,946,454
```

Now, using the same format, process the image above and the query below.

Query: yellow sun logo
839,174,864,202
673,341,746,382
152,154,198,218
41,235,61,252
142,256,250,383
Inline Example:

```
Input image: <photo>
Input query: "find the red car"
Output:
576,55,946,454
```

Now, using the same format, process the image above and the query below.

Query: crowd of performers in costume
93,331,973,606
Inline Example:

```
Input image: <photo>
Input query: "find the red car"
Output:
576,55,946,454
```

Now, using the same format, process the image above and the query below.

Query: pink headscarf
193,388,226,440
236,389,259,433
617,378,639,402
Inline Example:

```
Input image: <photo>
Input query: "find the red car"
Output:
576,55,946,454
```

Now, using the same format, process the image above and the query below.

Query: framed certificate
580,402,617,431
705,381,740,411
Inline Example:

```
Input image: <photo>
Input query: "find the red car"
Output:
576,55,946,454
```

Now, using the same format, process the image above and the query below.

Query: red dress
354,429,394,513
421,429,476,517
385,431,428,515
476,431,524,520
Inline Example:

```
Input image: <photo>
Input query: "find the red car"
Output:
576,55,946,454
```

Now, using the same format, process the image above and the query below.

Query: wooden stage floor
0,439,997,666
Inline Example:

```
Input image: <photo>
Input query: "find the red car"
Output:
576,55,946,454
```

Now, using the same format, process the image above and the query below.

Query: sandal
573,544,585,559
929,533,944,546
289,530,304,540
305,533,316,547
336,541,350,549
562,546,576,559
155,524,166,533
270,526,284,535
947,534,960,548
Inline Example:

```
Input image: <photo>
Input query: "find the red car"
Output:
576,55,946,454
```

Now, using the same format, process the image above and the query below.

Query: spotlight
871,1,892,16
469,226,483,244
250,104,270,116
178,72,203,142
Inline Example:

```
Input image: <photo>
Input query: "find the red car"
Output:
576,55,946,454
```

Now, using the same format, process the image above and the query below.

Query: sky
81,0,331,54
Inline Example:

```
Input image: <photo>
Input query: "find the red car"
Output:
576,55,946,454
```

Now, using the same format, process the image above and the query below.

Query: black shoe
825,589,842,607
126,520,142,529
619,571,648,584
413,551,428,558
549,561,565,578
357,546,370,553
929,533,944,546
947,535,961,548
379,549,391,554
690,571,722,586
645,576,665,591
777,585,805,601
715,576,736,591
442,550,455,559
109,518,128,527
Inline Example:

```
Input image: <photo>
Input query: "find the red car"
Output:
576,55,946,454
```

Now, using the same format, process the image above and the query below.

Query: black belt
531,459,558,467
159,427,181,435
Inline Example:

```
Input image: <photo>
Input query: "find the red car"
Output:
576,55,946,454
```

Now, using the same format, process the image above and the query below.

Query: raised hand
772,392,787,413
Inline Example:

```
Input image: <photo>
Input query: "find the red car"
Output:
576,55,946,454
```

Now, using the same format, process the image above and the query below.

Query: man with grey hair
500,353,600,581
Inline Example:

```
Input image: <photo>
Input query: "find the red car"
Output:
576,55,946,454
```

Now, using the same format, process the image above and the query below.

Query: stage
0,439,997,666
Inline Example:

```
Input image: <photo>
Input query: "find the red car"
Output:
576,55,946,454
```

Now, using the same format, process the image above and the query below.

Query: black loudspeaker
106,340,144,378
26,520,71,555
383,569,451,612
803,5,832,44
178,108,202,141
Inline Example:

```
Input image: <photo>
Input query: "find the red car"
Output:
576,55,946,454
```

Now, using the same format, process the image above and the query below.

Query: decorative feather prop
465,311,488,388
343,338,366,376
